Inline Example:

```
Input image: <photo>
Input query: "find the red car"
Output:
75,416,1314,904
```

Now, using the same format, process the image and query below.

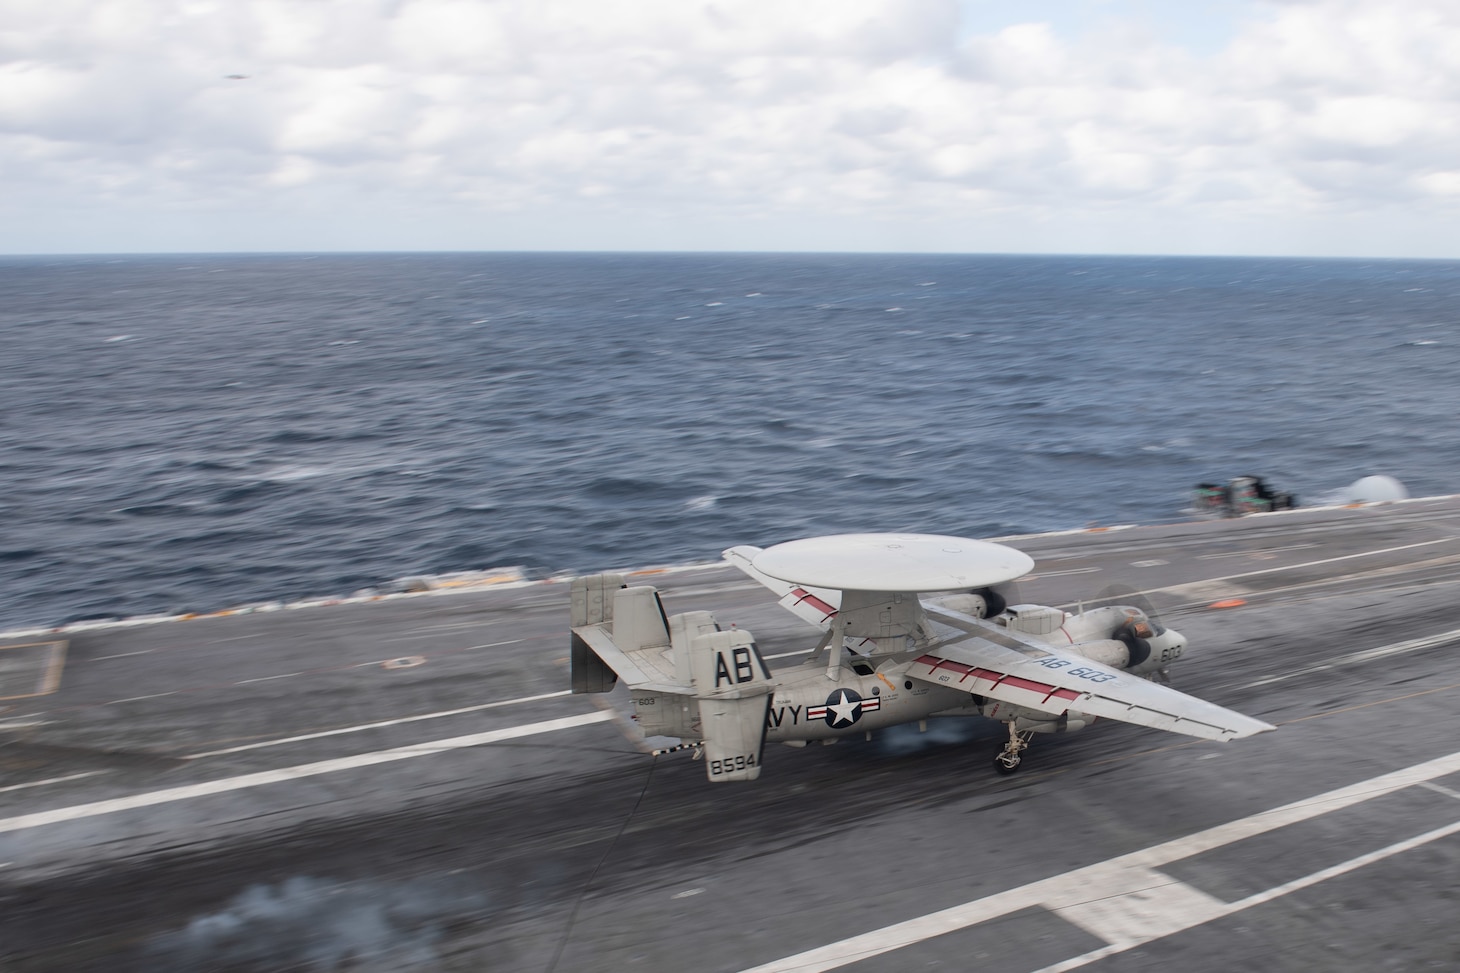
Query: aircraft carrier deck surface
2,497,1459,972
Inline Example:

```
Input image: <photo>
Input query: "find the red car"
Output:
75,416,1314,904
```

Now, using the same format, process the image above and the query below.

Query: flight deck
2,497,1459,971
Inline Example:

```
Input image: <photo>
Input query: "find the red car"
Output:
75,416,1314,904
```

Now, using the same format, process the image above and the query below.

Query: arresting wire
544,753,659,973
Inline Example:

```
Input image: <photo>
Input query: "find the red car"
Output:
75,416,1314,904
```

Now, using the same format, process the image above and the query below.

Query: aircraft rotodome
570,533,1272,780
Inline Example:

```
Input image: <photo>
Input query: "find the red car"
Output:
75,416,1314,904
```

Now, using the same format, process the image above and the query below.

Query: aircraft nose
1151,627,1186,657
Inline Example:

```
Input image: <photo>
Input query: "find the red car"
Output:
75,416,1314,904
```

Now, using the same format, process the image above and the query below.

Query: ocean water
2,252,1458,630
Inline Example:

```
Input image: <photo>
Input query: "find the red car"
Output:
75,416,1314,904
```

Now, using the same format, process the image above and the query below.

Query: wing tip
1217,719,1278,741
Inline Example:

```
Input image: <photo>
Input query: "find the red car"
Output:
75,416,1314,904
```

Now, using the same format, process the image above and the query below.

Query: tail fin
571,575,777,781
688,630,774,781
611,585,671,653
570,574,624,694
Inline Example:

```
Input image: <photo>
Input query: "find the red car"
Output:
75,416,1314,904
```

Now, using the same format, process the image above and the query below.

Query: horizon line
3,248,1457,263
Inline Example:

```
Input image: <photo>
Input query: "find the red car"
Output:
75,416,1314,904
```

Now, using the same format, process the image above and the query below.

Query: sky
2,0,1459,257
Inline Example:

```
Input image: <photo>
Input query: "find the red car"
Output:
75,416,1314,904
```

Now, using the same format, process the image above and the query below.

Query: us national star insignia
808,688,881,727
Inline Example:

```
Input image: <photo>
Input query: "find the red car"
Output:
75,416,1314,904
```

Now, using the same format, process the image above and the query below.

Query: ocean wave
213,481,293,506
118,503,205,518
3,252,1460,628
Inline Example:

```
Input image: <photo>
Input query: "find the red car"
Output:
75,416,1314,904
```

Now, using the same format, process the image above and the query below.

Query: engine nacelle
934,588,1009,619
1064,605,1187,677
1068,638,1130,669
1065,632,1185,676
933,584,1028,619
1125,627,1186,675
975,698,1094,734
1017,713,1093,734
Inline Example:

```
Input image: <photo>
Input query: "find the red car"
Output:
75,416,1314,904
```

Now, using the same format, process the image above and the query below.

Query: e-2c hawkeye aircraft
570,533,1273,780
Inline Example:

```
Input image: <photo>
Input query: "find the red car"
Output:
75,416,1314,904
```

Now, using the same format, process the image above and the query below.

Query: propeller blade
974,577,1023,617
1089,582,1166,633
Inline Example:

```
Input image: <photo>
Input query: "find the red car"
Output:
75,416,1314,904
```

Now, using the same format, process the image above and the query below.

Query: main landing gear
994,722,1033,775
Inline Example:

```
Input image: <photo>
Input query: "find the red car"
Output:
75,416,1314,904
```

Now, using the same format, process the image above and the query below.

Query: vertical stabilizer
669,610,717,689
613,586,671,652
570,574,625,693
571,573,624,627
688,629,774,781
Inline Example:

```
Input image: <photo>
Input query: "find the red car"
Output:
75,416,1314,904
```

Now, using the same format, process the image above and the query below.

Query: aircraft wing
913,605,1274,742
723,545,840,630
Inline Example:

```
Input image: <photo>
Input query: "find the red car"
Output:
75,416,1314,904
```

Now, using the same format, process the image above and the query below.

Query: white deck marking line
1196,543,1318,560
1032,818,1460,973
0,771,107,795
379,625,485,642
1221,817,1460,917
1047,865,1227,950
336,639,528,669
106,692,177,704
1154,536,1458,595
184,690,575,758
1242,626,1460,688
776,546,1448,666
234,672,302,684
1213,552,1460,606
764,648,815,660
91,650,153,661
1028,567,1102,578
1052,540,1460,613
1420,780,1460,802
667,581,764,598
738,748,1460,973
0,711,612,834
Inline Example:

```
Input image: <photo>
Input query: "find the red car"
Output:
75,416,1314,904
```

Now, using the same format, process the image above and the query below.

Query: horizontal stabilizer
571,630,618,694
569,580,696,694
571,623,690,695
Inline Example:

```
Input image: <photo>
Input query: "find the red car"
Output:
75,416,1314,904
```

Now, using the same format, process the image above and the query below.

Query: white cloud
1417,171,1460,196
1,0,1459,254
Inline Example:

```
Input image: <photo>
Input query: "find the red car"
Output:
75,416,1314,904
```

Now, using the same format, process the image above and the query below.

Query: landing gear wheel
994,755,1021,774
